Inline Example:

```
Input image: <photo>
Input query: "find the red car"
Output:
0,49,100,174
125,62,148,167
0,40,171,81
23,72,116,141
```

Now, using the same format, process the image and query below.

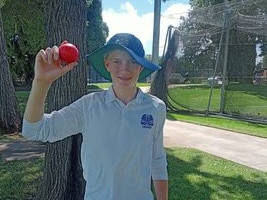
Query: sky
102,0,190,56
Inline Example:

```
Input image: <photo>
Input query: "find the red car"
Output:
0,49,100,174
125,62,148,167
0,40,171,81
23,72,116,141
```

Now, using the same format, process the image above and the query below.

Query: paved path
141,86,267,172
164,119,267,172
0,138,45,161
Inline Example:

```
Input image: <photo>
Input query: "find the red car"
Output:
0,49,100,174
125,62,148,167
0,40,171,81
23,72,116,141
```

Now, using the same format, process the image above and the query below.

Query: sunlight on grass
87,82,150,89
168,85,221,112
167,147,267,200
168,83,267,119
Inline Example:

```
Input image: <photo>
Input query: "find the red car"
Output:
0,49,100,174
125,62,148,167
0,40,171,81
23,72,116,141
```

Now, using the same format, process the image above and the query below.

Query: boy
22,33,168,200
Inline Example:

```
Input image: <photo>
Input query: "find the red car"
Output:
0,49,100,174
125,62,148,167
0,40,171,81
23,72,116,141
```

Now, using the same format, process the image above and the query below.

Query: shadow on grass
167,148,267,200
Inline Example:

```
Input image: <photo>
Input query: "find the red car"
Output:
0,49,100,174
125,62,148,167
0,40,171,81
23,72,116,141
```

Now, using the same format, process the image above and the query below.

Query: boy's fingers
60,62,78,74
38,49,46,63
52,45,59,60
45,47,53,64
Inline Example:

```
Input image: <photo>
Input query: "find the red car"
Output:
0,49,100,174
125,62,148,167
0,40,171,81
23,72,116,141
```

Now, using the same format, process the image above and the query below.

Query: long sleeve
22,95,86,143
151,102,168,180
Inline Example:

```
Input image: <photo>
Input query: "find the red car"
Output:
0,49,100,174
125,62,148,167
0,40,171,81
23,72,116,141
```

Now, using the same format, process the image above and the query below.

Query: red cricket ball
59,41,79,63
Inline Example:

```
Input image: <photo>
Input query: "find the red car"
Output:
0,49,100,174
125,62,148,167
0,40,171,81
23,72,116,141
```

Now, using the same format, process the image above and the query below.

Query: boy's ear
104,60,110,72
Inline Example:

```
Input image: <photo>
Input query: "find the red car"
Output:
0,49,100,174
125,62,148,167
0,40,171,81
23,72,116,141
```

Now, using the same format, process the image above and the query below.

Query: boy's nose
120,60,132,70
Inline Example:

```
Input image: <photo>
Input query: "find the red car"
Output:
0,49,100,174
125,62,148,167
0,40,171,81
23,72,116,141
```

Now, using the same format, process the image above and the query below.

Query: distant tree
176,0,265,83
86,0,108,52
2,0,44,85
263,55,267,68
86,0,109,82
37,0,87,199
0,7,21,134
227,30,256,83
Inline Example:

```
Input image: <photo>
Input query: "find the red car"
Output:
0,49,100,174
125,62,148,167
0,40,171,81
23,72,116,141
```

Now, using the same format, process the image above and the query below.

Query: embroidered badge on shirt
141,114,154,128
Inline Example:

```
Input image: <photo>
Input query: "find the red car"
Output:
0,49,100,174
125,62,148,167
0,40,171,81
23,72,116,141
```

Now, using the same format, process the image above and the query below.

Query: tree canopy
176,0,267,82
2,0,44,84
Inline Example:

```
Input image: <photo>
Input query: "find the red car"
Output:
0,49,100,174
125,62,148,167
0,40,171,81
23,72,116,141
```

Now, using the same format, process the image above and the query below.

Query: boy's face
104,49,143,89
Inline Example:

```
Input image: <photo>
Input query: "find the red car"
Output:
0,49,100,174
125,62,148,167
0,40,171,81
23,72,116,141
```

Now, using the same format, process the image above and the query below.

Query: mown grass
168,83,267,118
224,84,267,116
0,158,44,199
168,85,221,112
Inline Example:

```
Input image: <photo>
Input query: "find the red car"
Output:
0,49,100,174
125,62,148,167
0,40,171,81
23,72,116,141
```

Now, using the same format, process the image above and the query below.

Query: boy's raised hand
34,45,78,84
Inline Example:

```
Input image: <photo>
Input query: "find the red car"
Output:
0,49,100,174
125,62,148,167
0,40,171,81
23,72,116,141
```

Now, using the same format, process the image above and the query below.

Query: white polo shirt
22,87,168,200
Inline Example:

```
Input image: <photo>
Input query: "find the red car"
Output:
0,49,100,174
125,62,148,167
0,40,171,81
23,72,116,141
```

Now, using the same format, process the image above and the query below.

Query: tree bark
38,1,87,199
0,8,21,134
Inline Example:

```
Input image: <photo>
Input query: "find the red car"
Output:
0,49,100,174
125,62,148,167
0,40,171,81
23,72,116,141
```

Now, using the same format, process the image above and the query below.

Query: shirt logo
141,114,154,129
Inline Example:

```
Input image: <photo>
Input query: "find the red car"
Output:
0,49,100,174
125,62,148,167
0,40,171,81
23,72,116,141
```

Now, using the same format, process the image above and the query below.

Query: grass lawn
168,85,221,112
168,112,267,138
167,148,267,200
0,158,44,199
225,84,267,115
1,144,267,200
168,83,267,119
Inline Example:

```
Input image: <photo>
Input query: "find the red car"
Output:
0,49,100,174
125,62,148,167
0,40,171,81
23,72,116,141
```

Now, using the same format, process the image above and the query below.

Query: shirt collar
105,86,117,103
105,85,145,104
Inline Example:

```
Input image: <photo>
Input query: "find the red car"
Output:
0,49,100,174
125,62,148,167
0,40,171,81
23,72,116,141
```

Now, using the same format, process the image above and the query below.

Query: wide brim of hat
86,44,161,81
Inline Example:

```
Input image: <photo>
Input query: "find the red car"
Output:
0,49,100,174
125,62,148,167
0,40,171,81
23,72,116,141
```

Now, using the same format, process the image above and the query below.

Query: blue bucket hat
86,33,161,81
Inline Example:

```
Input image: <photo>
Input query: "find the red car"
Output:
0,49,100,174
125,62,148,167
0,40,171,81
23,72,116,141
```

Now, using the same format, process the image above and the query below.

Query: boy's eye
131,59,138,64
111,58,139,67
112,60,122,64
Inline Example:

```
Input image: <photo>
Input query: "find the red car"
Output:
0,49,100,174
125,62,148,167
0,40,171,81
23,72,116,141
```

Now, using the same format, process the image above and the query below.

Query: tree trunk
38,1,87,199
0,8,21,134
